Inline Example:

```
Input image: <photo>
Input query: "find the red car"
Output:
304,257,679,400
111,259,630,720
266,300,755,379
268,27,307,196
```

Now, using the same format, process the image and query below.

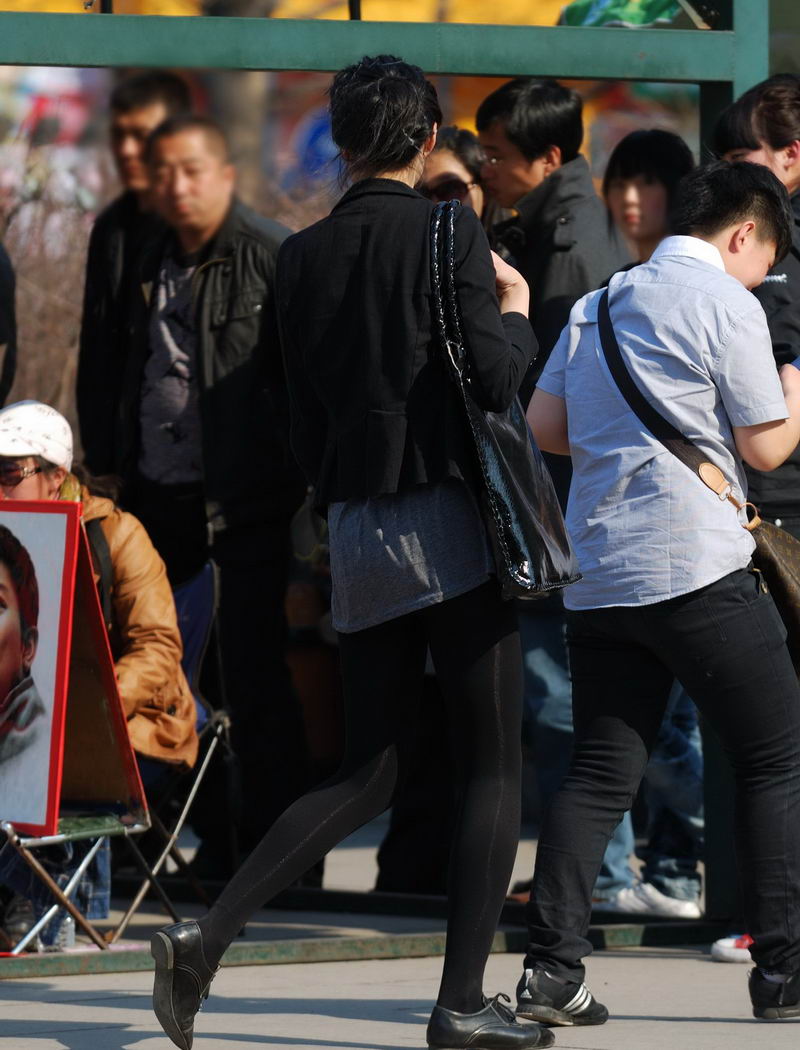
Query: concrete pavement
2,946,799,1050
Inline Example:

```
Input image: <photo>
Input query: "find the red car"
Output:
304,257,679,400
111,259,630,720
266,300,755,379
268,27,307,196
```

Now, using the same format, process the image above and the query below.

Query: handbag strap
430,200,469,378
596,289,761,531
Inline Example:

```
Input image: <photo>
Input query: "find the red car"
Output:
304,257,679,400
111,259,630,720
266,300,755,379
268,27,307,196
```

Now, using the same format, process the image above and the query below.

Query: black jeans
525,566,800,981
199,579,522,1014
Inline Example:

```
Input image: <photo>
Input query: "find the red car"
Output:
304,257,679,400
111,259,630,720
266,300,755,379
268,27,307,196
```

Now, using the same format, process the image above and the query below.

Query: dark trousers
525,566,800,981
201,580,522,1014
122,478,308,855
375,675,455,895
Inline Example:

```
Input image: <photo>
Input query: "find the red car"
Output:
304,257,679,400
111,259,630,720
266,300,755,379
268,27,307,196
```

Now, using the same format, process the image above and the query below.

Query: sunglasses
418,177,477,203
0,462,43,488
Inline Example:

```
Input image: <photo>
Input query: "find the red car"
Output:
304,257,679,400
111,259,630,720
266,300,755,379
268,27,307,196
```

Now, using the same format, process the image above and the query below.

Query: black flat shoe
151,921,219,1050
427,994,555,1048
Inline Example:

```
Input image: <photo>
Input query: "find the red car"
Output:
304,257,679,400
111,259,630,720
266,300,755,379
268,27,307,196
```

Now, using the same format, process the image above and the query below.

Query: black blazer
276,178,536,508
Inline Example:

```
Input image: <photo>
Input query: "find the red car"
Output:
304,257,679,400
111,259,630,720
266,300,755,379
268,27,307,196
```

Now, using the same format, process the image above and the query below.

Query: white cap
0,401,73,471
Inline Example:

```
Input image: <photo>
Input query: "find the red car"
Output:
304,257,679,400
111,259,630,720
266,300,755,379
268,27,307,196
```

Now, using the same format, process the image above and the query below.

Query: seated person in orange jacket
0,400,198,777
0,400,197,948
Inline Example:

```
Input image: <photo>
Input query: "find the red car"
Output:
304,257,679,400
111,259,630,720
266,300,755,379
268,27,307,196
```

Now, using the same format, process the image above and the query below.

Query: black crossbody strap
596,289,760,526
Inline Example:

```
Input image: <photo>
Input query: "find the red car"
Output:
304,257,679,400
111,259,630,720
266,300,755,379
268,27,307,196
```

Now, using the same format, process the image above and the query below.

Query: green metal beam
731,0,769,95
0,11,743,81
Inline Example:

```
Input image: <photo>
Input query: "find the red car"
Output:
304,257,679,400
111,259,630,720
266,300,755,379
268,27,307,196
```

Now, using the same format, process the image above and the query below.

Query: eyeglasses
0,462,43,488
418,177,477,203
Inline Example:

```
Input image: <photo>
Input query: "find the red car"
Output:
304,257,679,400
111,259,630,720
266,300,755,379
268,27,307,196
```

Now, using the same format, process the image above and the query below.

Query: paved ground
2,945,799,1050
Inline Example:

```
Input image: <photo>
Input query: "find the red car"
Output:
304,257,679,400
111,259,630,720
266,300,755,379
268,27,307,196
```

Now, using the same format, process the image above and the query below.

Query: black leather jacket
118,197,305,533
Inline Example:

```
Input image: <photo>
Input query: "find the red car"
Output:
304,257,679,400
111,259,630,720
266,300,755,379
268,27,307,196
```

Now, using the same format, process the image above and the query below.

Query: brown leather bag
597,290,800,671
747,520,800,669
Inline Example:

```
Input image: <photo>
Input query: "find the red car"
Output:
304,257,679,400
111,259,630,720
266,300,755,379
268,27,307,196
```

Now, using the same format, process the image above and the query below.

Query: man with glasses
477,78,629,382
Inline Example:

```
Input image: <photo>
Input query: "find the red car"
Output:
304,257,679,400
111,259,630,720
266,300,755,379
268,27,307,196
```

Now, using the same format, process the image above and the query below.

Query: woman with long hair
150,55,548,1050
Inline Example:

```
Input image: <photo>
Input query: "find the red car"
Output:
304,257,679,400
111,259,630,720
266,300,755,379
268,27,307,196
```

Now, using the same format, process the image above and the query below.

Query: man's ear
21,627,38,676
542,145,563,175
729,219,757,253
782,139,800,165
782,139,800,184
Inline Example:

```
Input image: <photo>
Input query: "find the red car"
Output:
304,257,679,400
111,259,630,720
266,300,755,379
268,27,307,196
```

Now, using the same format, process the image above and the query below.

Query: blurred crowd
1,65,799,965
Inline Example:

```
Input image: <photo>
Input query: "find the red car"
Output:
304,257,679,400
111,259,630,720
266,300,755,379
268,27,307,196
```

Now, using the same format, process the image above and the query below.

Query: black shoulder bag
430,199,581,600
597,288,800,670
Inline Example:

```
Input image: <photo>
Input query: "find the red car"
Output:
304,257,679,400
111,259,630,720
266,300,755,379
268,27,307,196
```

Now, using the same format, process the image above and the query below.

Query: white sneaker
600,881,702,919
710,933,753,963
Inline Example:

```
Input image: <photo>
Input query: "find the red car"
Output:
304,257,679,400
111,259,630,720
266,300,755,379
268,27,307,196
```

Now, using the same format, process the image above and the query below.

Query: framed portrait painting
0,501,80,836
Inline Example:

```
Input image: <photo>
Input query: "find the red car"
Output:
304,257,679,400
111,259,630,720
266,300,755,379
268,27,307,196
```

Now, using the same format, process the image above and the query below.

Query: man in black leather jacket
716,74,800,540
477,79,629,397
118,114,307,872
77,72,191,474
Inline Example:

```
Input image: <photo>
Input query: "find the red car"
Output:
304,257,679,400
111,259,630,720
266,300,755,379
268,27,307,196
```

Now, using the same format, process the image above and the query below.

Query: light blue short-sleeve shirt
537,235,788,611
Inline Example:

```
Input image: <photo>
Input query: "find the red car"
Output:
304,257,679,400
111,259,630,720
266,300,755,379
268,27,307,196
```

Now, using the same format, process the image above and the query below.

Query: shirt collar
650,235,726,273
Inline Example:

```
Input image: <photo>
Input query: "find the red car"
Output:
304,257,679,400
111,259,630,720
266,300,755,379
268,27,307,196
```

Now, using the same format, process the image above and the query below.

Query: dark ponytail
329,55,443,181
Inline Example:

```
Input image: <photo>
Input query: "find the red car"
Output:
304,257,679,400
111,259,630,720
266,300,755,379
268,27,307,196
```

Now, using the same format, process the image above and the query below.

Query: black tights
198,579,522,1013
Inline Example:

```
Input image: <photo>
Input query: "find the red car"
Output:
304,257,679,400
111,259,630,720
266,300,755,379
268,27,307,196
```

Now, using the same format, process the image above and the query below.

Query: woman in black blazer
151,55,546,1050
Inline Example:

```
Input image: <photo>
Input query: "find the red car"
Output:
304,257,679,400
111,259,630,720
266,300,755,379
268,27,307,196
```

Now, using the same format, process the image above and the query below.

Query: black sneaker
427,994,554,1048
749,967,800,1020
516,965,608,1027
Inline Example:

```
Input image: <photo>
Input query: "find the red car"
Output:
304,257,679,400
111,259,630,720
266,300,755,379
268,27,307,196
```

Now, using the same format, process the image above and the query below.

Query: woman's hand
491,251,529,317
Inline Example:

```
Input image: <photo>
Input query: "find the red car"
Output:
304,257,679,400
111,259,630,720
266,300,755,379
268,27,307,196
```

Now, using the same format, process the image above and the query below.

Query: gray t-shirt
139,252,204,485
327,478,493,633
538,236,787,610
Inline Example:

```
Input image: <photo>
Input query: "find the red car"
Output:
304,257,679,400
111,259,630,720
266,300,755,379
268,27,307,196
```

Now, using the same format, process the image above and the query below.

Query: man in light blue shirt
515,161,800,1026
541,233,786,610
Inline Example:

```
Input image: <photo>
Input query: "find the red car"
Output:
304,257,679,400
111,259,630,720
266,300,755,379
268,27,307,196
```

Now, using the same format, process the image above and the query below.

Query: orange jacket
80,488,199,769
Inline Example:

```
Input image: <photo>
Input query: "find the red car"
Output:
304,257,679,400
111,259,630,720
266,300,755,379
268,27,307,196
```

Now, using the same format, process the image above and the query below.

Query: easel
0,502,153,955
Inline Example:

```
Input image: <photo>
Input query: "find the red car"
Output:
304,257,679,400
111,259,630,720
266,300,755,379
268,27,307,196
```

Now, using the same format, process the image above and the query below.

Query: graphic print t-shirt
139,251,204,485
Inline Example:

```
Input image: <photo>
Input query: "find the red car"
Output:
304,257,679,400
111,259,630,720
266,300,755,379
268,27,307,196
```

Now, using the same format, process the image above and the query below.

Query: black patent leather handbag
430,200,581,600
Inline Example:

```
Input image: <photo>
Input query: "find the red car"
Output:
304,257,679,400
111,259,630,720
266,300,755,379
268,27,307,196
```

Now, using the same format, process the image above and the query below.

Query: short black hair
714,74,800,156
110,71,192,117
0,525,38,637
144,113,230,164
475,78,583,163
671,160,792,262
329,54,443,181
602,129,694,208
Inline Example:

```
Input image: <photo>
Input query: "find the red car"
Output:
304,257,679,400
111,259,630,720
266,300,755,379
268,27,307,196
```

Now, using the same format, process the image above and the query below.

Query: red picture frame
0,501,145,837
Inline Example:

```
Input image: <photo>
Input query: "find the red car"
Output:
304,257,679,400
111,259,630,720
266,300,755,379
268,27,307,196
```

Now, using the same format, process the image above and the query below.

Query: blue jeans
640,682,704,902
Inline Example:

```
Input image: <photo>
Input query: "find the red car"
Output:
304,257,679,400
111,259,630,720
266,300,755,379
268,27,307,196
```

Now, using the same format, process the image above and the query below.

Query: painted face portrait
0,531,43,765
